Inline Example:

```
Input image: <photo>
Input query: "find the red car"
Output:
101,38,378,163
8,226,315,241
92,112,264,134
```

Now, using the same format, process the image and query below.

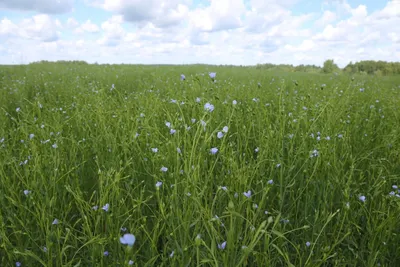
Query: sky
0,0,399,67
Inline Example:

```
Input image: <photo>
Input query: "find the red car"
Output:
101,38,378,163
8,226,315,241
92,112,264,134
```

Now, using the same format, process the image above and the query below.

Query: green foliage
322,59,340,74
344,60,400,75
255,63,322,73
0,62,400,266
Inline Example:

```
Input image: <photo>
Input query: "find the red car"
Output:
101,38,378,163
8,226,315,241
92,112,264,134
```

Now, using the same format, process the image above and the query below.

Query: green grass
0,63,399,267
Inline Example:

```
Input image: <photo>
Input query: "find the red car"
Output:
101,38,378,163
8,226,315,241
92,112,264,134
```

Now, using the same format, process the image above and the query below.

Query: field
0,63,399,267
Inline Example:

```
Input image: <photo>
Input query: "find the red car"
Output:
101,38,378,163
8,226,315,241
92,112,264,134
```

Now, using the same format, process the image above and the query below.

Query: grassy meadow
0,63,399,266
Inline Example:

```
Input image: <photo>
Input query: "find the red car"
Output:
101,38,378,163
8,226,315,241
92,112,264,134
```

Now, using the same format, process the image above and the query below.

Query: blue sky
0,0,399,66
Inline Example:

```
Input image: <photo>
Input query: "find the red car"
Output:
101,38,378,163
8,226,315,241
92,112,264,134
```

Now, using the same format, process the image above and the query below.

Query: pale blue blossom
120,233,136,247
243,190,252,198
204,102,214,112
156,181,163,188
218,241,226,250
210,147,218,155
359,195,366,202
217,131,224,139
222,126,228,133
102,203,110,212
161,166,168,172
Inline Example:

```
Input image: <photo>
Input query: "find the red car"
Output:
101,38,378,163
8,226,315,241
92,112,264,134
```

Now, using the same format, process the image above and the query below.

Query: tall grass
0,63,399,266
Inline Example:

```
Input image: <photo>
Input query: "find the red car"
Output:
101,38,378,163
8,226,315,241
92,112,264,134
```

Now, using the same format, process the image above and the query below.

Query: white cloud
189,0,246,32
374,0,400,20
0,14,61,42
1,0,400,67
97,15,126,46
67,18,79,28
315,10,337,27
0,0,73,14
74,20,100,34
99,0,189,28
285,40,315,52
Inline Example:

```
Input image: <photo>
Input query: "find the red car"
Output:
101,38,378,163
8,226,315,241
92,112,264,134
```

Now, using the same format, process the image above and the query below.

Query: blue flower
209,72,216,79
243,190,252,198
160,166,168,172
204,102,214,112
218,241,226,250
180,74,185,81
210,147,218,155
120,233,136,247
102,203,110,212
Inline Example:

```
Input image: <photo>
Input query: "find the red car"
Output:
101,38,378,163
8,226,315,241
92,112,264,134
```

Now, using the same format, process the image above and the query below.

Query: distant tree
322,59,339,73
343,60,400,75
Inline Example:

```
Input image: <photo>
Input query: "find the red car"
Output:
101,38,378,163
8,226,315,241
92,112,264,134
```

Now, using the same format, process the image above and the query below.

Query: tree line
255,59,400,76
26,59,400,76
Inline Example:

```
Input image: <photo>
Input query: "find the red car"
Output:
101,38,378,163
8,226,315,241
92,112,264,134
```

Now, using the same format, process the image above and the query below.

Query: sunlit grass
0,63,399,266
